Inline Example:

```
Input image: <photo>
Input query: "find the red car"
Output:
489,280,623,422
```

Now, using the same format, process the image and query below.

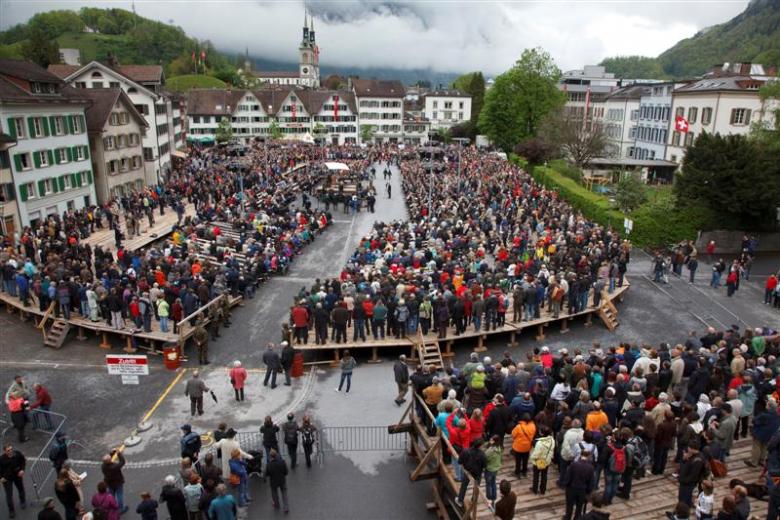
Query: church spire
309,14,315,43
302,7,310,46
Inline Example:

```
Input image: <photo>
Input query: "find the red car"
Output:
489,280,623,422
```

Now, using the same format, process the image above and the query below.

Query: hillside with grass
166,74,227,92
0,8,240,85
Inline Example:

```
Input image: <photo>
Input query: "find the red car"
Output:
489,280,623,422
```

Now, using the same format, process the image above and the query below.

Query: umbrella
210,390,218,403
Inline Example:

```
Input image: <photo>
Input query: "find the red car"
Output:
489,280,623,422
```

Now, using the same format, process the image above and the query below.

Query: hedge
516,161,706,248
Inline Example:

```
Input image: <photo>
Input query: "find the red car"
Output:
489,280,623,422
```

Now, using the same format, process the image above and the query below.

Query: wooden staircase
598,297,619,331
416,331,444,371
43,319,70,349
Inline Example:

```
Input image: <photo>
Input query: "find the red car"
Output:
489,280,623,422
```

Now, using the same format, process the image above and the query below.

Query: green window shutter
33,151,41,168
49,116,57,135
71,173,78,187
86,170,93,184
6,118,16,139
13,154,22,171
67,147,73,161
47,149,54,165
42,116,50,136
75,172,82,186
58,176,65,192
28,117,36,137
19,184,28,202
66,115,74,134
38,179,46,196
82,145,89,159
79,115,86,133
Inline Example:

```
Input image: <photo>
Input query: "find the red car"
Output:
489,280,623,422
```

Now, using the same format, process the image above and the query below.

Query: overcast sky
1,0,750,75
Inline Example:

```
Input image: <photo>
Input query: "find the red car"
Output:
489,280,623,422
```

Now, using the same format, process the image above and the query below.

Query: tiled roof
79,88,148,132
187,89,248,115
0,75,88,105
254,71,300,79
675,76,769,93
304,90,357,114
352,79,405,98
116,65,163,83
0,59,64,82
47,64,81,79
423,89,470,98
606,84,652,100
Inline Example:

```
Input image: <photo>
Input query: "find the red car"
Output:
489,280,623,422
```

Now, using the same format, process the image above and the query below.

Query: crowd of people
392,322,779,519
285,146,630,346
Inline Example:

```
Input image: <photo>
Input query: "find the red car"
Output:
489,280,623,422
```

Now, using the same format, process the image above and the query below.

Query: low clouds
1,0,749,76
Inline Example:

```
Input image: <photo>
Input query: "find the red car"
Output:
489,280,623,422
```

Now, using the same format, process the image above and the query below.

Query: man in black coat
263,343,281,389
562,450,595,520
159,476,187,520
486,395,514,442
280,341,295,386
456,438,487,507
393,354,410,406
265,450,290,513
0,444,26,518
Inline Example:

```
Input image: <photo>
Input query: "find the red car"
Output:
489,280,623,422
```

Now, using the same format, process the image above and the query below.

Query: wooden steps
474,438,766,520
418,338,444,372
44,319,70,349
598,298,619,331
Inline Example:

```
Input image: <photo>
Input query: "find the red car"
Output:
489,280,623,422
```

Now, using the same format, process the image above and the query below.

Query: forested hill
0,8,241,84
600,0,780,79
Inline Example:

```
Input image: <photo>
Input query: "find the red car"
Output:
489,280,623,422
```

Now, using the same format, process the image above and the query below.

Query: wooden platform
473,437,766,520
292,282,630,364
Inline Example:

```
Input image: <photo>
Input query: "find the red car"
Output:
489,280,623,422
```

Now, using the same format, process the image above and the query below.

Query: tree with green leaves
360,125,375,144
615,174,648,213
269,119,282,140
21,26,60,68
478,48,565,152
599,56,666,79
452,71,486,126
215,117,233,143
674,132,780,230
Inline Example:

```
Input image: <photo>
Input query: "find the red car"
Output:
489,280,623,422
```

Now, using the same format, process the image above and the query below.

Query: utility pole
452,137,470,194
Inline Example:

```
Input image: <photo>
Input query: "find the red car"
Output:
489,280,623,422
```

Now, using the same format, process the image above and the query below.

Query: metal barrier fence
25,409,69,500
320,426,408,454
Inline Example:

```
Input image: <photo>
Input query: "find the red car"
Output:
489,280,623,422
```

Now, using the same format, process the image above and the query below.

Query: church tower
299,11,320,88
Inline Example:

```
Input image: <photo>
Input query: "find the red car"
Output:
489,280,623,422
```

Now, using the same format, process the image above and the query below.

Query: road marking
141,368,187,423
0,361,106,369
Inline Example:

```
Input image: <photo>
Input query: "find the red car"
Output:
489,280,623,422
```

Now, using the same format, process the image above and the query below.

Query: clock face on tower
302,67,309,74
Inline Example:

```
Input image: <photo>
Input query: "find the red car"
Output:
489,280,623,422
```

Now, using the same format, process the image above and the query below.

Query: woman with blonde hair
54,468,81,520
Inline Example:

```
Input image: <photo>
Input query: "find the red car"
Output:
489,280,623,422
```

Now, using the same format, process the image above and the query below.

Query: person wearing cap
281,341,295,386
180,424,202,462
37,497,61,520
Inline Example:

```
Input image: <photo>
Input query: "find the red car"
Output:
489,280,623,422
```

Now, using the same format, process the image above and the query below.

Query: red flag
333,95,339,120
291,101,297,120
191,51,195,62
201,50,206,60
675,115,690,133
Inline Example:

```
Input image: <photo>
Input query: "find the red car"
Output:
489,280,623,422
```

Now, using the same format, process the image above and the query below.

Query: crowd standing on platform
395,323,780,519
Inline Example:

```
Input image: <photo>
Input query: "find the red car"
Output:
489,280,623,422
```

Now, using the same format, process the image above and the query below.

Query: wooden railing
176,294,226,344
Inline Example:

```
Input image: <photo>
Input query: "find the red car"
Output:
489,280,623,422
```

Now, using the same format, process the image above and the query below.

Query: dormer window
91,71,103,78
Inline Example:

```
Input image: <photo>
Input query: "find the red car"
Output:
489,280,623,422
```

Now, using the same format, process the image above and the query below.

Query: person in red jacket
765,274,778,305
446,410,472,482
290,301,310,345
30,383,53,430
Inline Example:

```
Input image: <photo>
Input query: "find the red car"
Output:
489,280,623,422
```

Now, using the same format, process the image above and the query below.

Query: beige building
82,88,148,204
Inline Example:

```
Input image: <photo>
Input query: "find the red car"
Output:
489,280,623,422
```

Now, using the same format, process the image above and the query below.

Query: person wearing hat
179,424,202,462
37,497,61,520
193,316,209,365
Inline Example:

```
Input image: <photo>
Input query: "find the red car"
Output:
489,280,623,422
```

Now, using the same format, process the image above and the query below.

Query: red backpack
609,444,627,474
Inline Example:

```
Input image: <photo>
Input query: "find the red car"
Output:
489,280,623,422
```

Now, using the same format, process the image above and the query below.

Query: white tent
323,162,350,171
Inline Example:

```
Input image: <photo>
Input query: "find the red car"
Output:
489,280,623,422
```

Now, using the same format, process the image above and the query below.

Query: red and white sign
675,115,690,133
106,355,149,376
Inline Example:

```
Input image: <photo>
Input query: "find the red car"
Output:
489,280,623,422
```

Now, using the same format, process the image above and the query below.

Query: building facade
422,89,472,130
48,61,182,183
0,132,18,236
603,84,648,159
629,82,681,160
665,65,778,164
560,65,620,125
352,79,405,143
0,59,97,228
82,88,149,204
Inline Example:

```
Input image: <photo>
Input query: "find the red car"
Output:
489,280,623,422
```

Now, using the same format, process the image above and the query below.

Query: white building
48,61,182,183
352,78,405,144
560,65,620,124
422,89,471,130
58,48,81,66
629,82,685,161
603,84,649,158
186,88,359,145
82,88,149,204
665,64,778,164
0,59,97,228
253,12,320,88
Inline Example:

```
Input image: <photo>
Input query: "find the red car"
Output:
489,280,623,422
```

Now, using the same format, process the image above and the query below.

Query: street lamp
452,137,470,194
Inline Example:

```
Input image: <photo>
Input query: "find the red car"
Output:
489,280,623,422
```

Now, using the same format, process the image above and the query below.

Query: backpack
629,437,650,468
395,305,409,322
183,432,201,456
284,425,298,444
470,372,486,390
609,445,627,474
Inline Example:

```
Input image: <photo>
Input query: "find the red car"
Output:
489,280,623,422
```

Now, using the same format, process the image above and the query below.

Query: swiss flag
675,115,690,133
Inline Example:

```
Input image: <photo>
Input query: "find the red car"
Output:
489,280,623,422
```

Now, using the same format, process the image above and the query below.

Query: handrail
37,300,56,330
176,293,227,345
411,392,492,518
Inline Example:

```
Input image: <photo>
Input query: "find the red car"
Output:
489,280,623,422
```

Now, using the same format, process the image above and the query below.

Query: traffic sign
106,355,149,376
